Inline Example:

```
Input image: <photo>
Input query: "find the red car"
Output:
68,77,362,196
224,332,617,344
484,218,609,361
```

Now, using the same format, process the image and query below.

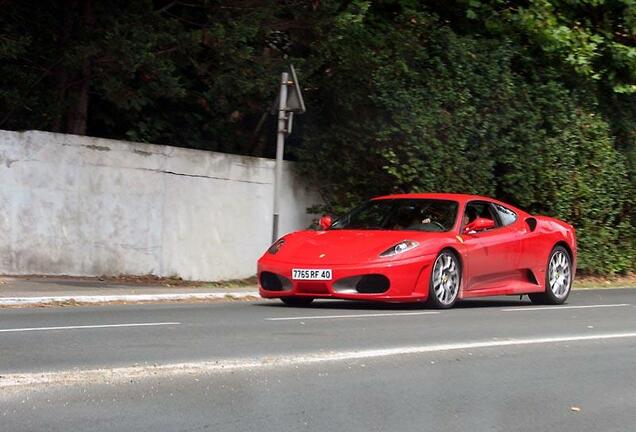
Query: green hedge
297,14,634,275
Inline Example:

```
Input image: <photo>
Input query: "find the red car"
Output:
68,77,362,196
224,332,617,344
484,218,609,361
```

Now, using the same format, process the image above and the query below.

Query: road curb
0,291,261,307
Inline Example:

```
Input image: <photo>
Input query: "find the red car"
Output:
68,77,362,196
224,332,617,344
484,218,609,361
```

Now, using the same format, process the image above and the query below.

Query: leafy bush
297,9,635,274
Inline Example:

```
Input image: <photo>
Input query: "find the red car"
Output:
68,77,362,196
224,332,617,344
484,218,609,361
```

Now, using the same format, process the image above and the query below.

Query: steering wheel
432,221,445,230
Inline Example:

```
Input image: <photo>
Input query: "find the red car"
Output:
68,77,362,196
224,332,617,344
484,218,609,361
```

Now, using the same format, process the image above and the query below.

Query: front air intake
260,272,292,291
355,274,390,294
333,274,390,294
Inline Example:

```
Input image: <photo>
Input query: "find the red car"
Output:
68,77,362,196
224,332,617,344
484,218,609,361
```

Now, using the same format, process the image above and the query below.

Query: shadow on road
255,297,533,311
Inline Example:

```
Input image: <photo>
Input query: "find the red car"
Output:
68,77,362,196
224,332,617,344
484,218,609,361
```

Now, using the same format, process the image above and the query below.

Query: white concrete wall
0,130,321,280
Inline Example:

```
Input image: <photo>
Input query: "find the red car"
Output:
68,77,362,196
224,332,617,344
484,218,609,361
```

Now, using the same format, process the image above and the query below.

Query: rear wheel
529,245,572,305
426,250,461,309
280,297,314,307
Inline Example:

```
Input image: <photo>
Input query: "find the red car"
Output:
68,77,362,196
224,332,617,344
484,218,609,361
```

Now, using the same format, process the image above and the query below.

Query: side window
493,204,517,227
464,202,498,227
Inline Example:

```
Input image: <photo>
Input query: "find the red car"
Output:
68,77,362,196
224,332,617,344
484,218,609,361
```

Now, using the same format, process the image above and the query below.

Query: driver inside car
463,207,478,227
406,207,446,231
391,207,418,230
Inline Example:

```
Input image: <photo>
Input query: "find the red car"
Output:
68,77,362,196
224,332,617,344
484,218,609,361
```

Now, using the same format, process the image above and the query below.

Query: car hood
267,229,445,265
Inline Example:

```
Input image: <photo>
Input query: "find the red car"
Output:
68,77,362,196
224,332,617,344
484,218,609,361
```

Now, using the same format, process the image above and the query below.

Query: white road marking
0,322,181,334
266,311,440,321
3,332,636,389
501,303,630,312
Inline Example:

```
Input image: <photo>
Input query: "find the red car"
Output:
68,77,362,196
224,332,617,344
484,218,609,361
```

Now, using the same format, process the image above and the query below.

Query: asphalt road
1,289,636,431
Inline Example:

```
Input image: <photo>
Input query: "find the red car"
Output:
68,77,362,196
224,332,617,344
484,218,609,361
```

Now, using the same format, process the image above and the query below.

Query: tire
529,245,572,305
280,297,314,307
426,250,461,309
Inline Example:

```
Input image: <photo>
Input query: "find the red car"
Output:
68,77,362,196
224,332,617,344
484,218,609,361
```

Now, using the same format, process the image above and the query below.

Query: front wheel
281,297,314,307
426,250,461,309
529,245,572,305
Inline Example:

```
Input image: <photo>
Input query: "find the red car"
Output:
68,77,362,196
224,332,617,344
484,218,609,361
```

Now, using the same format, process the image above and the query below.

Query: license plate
292,269,333,281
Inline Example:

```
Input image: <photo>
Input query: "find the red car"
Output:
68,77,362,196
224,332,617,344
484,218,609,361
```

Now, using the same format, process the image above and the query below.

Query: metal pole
272,71,289,243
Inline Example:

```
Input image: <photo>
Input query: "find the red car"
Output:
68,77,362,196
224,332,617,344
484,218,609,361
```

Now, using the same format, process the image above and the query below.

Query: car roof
373,192,487,201
372,193,523,211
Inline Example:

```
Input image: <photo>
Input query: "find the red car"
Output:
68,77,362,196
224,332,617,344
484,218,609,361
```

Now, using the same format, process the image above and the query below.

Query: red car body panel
258,193,576,302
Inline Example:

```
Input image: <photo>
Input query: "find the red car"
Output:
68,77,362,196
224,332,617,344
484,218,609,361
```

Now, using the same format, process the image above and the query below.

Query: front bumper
257,254,436,302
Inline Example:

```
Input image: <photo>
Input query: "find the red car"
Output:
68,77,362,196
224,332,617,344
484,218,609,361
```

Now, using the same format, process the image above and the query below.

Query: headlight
380,240,419,257
268,238,285,255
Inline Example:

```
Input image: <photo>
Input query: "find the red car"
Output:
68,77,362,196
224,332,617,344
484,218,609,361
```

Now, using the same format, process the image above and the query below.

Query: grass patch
574,274,636,289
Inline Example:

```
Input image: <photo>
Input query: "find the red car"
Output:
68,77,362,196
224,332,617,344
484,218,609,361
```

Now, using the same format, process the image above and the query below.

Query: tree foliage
296,1,635,274
1,0,634,274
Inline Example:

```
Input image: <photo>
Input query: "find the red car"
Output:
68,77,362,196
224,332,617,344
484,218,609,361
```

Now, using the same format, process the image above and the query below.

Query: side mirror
319,214,333,230
463,217,495,234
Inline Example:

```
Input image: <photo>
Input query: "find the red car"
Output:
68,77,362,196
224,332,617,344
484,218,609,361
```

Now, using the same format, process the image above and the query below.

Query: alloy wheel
548,250,571,299
432,252,460,306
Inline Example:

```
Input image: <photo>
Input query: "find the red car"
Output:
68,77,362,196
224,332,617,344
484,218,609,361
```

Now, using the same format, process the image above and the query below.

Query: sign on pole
286,65,306,114
272,65,305,243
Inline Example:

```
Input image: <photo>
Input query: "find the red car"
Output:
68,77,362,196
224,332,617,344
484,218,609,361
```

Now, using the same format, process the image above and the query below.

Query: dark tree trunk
66,0,93,135
51,2,75,132
67,61,91,135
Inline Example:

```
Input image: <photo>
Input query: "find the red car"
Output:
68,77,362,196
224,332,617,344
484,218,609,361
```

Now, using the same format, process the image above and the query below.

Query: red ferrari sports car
258,193,576,308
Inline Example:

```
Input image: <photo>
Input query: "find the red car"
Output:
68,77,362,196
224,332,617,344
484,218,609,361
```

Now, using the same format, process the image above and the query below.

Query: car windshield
330,199,458,232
